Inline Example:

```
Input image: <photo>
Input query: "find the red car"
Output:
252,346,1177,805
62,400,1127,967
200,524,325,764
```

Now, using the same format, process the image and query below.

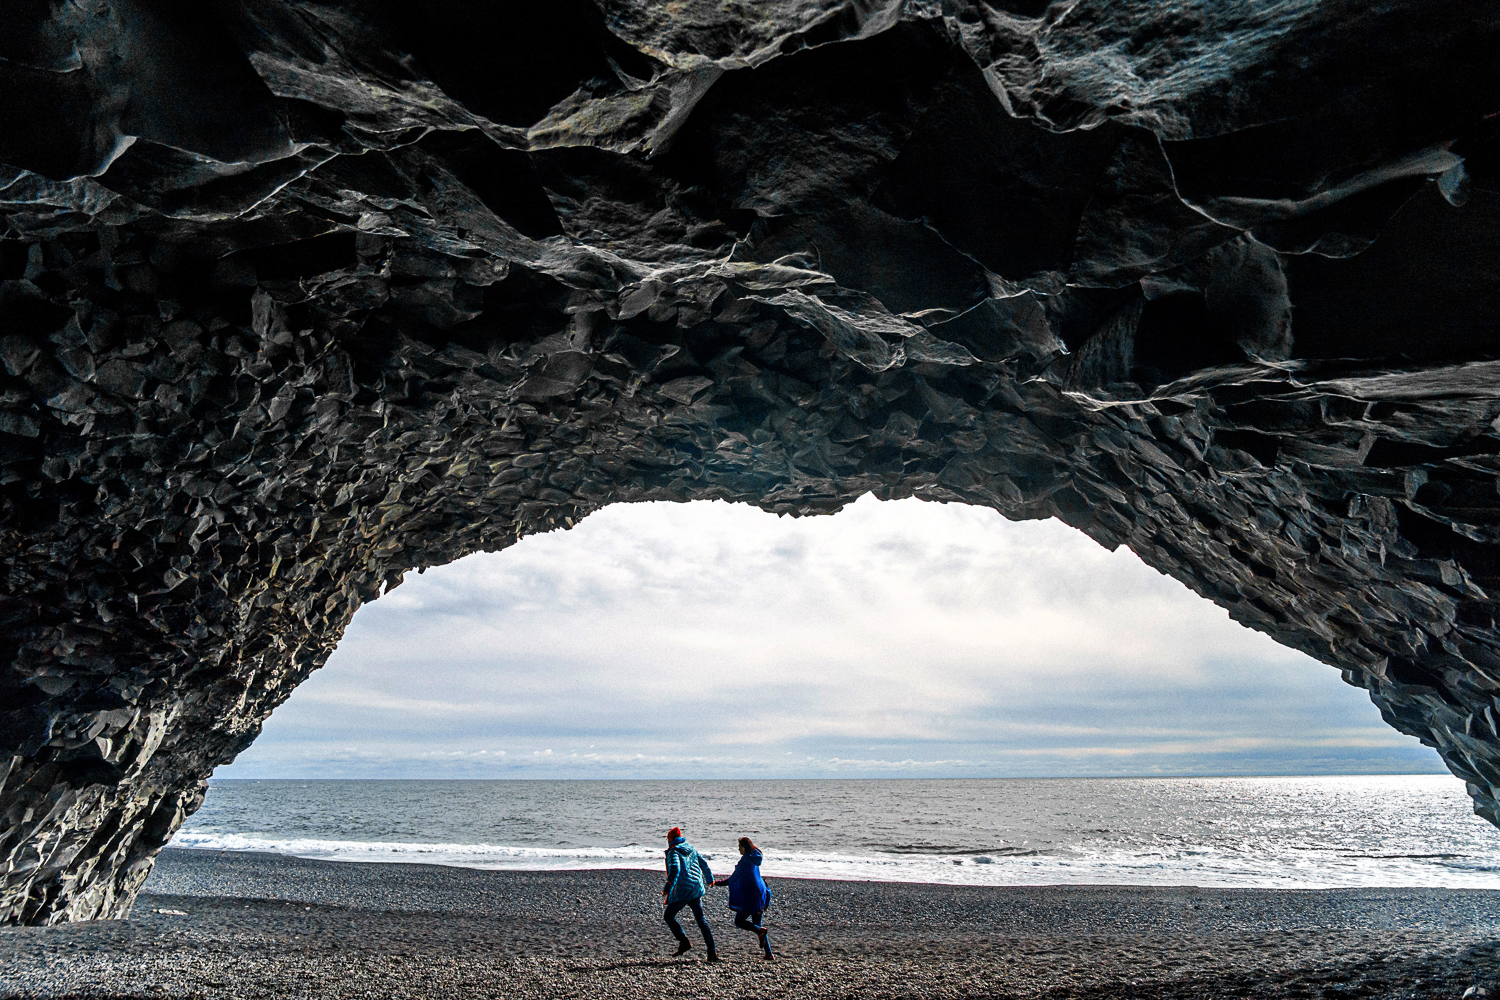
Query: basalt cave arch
4,0,1500,925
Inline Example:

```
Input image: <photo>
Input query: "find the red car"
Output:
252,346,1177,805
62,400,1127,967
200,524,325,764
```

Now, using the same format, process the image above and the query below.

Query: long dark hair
738,837,758,853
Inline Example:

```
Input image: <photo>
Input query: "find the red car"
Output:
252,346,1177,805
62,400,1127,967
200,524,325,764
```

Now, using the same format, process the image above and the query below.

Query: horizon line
207,771,1454,782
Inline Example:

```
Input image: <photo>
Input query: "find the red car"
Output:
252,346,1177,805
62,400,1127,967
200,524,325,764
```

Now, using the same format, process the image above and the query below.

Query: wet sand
3,848,1500,999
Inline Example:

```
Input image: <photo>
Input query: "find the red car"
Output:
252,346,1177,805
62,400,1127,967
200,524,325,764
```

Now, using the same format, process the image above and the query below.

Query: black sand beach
4,848,1500,999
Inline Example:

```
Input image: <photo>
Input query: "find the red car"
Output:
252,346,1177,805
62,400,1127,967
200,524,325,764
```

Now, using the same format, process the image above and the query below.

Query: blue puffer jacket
663,837,713,905
724,849,772,913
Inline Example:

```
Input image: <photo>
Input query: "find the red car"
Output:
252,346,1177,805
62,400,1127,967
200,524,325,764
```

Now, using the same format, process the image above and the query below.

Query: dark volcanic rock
2,0,1500,924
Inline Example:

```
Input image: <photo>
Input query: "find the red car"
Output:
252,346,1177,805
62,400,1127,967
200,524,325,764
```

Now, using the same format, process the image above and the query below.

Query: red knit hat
667,827,682,840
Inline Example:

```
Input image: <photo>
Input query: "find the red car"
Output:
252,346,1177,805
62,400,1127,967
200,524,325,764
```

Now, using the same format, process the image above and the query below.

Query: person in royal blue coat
712,837,774,960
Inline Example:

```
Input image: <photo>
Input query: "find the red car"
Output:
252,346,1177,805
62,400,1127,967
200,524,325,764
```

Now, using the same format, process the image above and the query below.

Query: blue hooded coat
663,837,713,905
723,848,772,913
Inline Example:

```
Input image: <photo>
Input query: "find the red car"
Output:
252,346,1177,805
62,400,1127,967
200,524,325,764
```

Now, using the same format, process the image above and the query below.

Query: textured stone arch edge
5,243,1500,925
4,0,1500,925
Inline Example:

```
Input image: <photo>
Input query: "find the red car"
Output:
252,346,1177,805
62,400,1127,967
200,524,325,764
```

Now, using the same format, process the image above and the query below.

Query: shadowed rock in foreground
3,0,1500,923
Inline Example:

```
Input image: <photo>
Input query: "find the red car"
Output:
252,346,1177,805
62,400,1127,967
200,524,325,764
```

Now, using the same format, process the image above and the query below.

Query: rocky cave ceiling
3,0,1500,925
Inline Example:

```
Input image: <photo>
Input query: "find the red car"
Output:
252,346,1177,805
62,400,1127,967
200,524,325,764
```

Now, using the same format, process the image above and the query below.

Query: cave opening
207,497,1438,784
4,0,1500,934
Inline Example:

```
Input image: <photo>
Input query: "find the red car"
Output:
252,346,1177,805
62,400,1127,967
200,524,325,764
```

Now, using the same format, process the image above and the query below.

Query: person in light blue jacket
661,826,718,961
712,837,774,960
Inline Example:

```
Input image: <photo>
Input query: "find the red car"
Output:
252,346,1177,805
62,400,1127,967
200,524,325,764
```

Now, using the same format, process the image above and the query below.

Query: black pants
663,898,715,953
734,909,773,955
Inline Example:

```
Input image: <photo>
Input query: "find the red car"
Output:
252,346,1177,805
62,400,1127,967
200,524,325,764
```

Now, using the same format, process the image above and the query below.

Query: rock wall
3,0,1500,924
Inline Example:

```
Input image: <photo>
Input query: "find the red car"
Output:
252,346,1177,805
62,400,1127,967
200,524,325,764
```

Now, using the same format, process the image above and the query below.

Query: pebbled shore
3,849,1500,999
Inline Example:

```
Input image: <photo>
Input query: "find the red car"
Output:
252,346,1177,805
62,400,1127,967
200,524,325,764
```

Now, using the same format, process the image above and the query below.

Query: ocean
173,774,1500,889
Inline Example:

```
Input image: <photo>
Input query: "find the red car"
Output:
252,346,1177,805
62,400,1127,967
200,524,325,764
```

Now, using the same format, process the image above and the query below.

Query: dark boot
672,940,692,956
705,950,720,964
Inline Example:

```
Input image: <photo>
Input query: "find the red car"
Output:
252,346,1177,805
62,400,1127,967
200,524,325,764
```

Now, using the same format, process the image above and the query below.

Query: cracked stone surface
3,0,1500,925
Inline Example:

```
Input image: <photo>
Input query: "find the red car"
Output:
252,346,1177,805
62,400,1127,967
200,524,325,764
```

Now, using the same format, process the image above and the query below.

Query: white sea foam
171,832,663,868
170,828,1500,890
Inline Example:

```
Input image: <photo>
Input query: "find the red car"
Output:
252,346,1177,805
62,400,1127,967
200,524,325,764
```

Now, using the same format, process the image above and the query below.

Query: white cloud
220,496,1444,779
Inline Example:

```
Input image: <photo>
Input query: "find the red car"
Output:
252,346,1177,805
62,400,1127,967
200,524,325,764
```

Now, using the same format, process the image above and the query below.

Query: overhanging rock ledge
3,0,1500,924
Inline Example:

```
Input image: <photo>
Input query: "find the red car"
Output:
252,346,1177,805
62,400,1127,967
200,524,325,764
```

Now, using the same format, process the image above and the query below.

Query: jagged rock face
2,0,1499,925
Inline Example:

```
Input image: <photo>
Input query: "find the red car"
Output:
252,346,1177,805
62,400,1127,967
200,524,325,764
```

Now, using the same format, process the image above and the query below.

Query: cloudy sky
219,496,1445,779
